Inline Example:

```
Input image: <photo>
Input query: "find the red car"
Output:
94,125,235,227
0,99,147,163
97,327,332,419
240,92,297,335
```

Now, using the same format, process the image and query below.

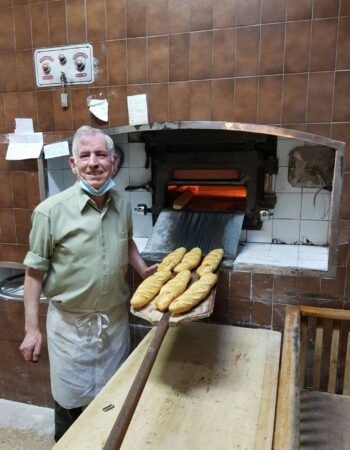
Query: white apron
47,301,130,409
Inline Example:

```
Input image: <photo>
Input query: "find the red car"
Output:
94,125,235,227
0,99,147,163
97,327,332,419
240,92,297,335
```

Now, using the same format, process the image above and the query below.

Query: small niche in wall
288,146,335,190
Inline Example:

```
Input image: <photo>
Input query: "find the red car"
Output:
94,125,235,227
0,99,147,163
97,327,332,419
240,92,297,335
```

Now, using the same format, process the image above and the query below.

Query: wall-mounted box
34,44,94,87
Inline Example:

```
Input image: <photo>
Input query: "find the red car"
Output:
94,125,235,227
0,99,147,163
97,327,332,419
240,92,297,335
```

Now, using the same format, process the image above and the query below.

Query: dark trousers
54,401,85,442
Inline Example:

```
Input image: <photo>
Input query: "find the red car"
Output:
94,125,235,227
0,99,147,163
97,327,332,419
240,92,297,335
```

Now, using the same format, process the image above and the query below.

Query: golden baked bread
173,247,202,273
169,272,218,314
157,247,187,272
196,248,224,277
130,270,172,308
154,270,191,312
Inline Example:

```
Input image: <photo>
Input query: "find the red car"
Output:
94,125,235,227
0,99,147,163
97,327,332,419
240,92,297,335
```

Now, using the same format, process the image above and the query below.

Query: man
19,126,156,441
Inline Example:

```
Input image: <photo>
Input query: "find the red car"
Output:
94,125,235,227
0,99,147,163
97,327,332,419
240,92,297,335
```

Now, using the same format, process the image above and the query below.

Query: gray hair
72,126,115,161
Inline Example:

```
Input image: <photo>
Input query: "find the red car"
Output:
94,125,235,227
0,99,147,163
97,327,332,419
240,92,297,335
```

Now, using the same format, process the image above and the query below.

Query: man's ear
111,154,119,177
69,157,77,176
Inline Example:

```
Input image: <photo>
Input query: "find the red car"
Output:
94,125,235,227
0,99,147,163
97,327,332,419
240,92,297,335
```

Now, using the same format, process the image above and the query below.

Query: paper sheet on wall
127,94,148,126
44,141,70,159
6,132,43,160
88,99,108,122
15,118,34,134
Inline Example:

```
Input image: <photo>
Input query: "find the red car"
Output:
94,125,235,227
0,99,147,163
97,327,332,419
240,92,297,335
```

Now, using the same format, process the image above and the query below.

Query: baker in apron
19,126,157,442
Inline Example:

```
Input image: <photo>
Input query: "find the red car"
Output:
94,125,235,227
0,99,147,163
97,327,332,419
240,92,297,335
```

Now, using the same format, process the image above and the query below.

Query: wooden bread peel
103,272,217,450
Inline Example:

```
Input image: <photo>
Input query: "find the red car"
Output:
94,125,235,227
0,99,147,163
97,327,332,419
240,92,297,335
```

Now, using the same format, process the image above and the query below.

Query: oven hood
142,210,244,267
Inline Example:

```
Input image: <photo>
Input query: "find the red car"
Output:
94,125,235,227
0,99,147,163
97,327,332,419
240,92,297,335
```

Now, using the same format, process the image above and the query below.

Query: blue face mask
79,177,116,196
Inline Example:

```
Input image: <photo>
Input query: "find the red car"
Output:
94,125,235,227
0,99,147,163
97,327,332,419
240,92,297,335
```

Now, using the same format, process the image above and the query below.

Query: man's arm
128,239,158,279
19,267,45,362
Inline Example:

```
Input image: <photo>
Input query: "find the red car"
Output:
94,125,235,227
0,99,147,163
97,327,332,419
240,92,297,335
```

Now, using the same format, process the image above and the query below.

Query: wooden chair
274,305,350,450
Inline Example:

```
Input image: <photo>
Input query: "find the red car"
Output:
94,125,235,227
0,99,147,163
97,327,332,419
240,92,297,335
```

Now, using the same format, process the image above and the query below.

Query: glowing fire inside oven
167,185,247,212
168,185,247,197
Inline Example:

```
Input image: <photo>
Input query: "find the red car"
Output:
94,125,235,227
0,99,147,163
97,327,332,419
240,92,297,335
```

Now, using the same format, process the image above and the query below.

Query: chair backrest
298,306,350,395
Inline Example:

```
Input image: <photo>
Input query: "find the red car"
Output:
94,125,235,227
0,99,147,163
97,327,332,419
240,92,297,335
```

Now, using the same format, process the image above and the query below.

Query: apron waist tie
76,312,109,350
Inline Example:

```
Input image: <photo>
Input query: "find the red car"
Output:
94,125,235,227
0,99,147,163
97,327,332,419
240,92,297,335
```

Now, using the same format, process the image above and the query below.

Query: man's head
69,126,118,191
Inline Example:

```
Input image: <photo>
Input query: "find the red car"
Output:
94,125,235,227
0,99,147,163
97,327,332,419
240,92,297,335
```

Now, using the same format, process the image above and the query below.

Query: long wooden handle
103,311,171,450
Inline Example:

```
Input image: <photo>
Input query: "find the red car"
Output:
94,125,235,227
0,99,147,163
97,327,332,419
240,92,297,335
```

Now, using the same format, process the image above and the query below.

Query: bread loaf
169,272,218,314
157,247,187,272
154,270,191,312
130,270,172,308
196,248,224,277
173,191,193,210
173,247,202,273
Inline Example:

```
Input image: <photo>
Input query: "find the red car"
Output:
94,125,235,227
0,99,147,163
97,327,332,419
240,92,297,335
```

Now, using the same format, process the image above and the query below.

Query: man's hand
143,263,158,278
19,329,42,362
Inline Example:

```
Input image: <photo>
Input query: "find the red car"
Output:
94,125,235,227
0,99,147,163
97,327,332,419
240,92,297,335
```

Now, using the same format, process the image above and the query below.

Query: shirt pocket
117,231,129,267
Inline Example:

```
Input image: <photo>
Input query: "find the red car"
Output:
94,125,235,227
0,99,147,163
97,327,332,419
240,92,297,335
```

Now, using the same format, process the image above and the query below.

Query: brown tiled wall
0,298,52,406
1,0,350,405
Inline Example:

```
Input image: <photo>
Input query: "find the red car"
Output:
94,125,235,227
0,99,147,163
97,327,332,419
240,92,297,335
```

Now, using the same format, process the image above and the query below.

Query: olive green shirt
24,182,132,312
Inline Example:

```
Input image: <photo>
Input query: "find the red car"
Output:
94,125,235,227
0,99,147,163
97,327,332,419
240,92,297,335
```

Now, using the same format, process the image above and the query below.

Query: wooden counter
54,323,281,450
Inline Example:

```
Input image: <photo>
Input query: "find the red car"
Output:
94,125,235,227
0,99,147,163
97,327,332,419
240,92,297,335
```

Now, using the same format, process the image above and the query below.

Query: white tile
47,171,64,196
302,186,330,194
275,167,302,193
129,143,147,168
130,168,152,186
130,192,152,210
132,214,153,238
61,156,71,169
114,168,130,192
299,245,328,256
301,192,331,220
247,220,273,243
239,229,247,242
299,220,329,245
272,219,300,244
269,244,298,258
277,138,305,167
46,157,63,170
63,169,76,189
273,193,301,219
133,237,149,253
235,243,328,271
297,256,328,271
235,243,270,264
267,245,298,267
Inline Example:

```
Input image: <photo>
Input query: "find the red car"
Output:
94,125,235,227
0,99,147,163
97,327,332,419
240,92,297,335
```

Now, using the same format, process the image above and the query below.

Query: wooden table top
54,322,281,450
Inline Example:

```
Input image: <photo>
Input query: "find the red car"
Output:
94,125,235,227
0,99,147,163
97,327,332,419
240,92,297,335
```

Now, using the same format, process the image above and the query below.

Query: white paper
6,132,43,160
44,141,70,159
127,94,148,126
88,99,108,122
15,118,34,134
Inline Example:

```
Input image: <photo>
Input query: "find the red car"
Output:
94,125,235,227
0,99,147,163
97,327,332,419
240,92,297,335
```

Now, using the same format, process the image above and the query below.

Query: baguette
130,270,172,308
154,270,191,312
157,247,187,272
196,248,224,277
173,191,193,210
173,247,202,273
169,272,218,314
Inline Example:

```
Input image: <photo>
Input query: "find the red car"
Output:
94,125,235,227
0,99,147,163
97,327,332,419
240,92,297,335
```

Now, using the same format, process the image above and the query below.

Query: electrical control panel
34,44,94,87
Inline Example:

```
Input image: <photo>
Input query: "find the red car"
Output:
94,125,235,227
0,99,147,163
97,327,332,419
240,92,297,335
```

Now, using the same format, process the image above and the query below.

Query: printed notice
15,118,34,134
44,141,70,159
6,132,43,160
127,94,148,126
88,99,108,122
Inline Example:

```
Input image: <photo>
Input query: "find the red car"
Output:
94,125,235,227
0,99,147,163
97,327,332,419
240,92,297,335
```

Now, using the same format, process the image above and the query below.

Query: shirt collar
74,181,120,213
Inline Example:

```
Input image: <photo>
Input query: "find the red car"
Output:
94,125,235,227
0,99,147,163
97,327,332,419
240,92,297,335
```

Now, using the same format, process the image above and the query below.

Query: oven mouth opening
167,185,247,212
172,168,244,182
